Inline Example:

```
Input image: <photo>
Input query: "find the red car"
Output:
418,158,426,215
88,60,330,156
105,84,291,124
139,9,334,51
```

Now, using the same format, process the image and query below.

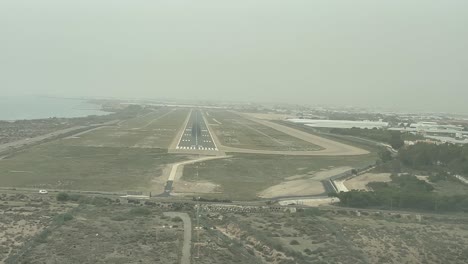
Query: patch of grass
129,207,151,216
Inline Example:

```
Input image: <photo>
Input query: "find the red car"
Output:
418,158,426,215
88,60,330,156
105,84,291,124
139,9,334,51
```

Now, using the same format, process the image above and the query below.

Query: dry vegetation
2,193,185,264
196,208,468,264
3,193,468,264
0,193,75,263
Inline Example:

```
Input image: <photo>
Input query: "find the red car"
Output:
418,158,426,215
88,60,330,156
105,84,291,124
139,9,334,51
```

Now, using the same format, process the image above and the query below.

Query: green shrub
35,230,51,243
290,240,300,245
171,216,183,222
54,213,74,224
56,192,69,201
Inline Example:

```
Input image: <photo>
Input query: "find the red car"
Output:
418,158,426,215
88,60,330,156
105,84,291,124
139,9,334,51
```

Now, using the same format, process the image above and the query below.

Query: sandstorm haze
1,0,467,113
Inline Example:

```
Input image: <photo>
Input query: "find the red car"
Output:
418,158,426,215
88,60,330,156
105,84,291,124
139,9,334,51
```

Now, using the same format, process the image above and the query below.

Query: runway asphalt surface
176,110,217,151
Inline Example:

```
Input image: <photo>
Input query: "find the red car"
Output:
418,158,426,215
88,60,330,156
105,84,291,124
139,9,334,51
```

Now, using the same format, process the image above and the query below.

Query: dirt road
163,212,192,264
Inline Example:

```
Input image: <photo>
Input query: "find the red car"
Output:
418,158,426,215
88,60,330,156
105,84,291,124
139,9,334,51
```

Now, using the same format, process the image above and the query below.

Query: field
182,153,377,200
0,106,377,197
197,208,468,264
0,107,195,193
0,143,188,192
65,108,189,149
206,110,322,151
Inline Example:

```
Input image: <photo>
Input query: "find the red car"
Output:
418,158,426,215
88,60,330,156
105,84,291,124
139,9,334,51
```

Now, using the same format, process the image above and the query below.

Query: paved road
176,110,217,151
163,212,192,264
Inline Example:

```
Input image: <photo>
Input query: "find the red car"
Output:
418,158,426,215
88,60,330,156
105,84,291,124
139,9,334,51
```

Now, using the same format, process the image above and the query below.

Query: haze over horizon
1,1,467,113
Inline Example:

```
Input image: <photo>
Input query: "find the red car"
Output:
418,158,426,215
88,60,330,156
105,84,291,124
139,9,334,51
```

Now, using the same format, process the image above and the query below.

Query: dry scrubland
1,194,184,264
0,193,75,263
198,209,468,264
4,194,468,264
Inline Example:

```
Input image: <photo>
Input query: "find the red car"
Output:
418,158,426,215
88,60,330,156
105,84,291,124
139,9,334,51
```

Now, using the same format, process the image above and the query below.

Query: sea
0,96,109,121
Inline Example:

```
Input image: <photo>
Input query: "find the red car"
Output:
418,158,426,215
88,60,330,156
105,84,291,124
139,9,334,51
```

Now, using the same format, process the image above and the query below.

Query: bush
54,213,74,224
35,230,51,243
171,216,183,222
289,240,300,245
56,192,69,201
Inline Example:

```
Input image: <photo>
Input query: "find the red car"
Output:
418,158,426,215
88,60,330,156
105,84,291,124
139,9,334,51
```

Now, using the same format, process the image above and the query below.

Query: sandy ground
312,167,353,180
258,179,326,198
219,112,369,156
173,181,221,194
278,197,339,206
416,175,430,182
258,167,351,198
344,173,392,191
333,180,349,192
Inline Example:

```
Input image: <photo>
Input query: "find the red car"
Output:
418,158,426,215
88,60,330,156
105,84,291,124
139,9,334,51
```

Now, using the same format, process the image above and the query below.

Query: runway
176,110,218,151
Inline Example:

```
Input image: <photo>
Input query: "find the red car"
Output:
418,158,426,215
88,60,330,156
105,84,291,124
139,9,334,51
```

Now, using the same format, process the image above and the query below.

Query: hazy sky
1,1,467,113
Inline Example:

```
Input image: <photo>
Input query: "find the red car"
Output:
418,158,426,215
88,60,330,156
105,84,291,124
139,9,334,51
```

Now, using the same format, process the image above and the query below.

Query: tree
379,150,393,163
389,132,404,150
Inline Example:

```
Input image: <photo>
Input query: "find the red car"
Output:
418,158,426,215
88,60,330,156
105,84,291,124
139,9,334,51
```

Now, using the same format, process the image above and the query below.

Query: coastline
0,96,111,121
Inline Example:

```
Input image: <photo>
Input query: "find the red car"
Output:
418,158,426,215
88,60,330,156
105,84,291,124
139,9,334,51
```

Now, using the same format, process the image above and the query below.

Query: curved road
164,212,192,264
